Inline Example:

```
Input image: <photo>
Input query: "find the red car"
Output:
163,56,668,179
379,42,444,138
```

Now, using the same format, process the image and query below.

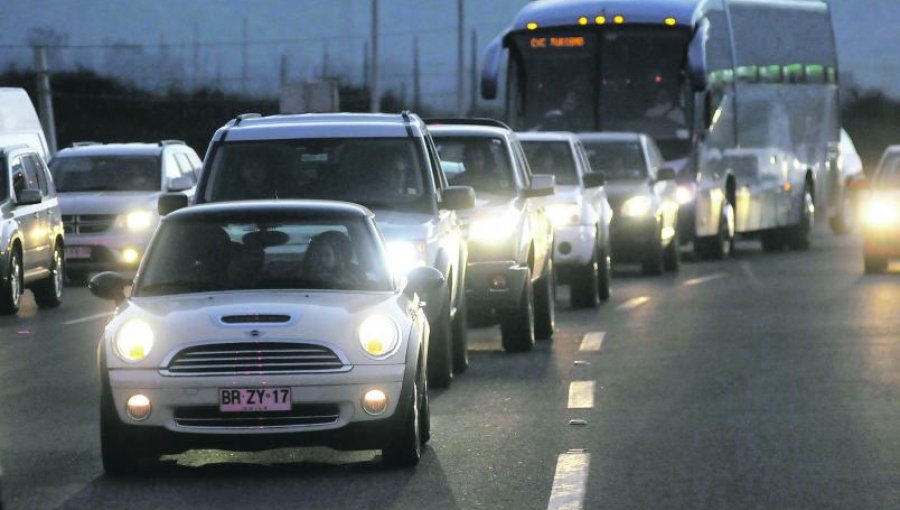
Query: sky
0,0,897,110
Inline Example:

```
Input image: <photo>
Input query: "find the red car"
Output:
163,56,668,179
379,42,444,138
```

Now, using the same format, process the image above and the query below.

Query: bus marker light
595,16,607,25
613,15,625,24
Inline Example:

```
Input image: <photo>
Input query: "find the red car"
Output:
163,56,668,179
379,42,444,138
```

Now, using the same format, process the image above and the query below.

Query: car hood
605,182,648,210
536,185,581,206
108,290,411,367
457,192,517,222
370,209,435,242
58,192,160,216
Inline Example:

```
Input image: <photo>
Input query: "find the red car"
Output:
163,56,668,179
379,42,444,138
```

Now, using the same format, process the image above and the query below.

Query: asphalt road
1,226,897,510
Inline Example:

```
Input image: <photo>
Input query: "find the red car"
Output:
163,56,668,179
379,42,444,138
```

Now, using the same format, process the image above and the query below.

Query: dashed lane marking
579,332,605,352
62,312,114,326
615,296,649,311
567,381,595,409
682,272,727,287
547,451,591,510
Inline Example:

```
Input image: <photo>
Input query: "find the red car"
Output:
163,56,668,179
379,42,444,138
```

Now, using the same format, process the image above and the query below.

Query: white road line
62,312,114,325
683,272,727,287
579,332,605,352
567,381,595,409
616,296,650,311
547,451,591,510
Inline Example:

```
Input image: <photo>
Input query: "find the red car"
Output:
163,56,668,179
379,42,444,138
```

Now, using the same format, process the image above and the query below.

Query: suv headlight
387,241,427,276
675,184,695,205
119,210,155,232
469,211,519,242
113,319,154,362
620,196,653,217
547,203,582,227
865,201,898,227
358,315,400,359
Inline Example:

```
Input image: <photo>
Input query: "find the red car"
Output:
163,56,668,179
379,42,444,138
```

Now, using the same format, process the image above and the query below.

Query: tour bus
481,0,842,256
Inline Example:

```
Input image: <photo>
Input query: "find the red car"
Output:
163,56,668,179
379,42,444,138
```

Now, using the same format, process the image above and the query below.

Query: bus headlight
547,203,582,227
358,315,400,359
387,241,427,275
865,201,898,227
114,320,154,363
621,196,653,217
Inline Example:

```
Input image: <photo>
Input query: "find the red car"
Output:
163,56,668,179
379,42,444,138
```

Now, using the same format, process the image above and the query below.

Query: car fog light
126,394,152,420
558,241,572,255
362,389,388,416
122,248,140,265
491,275,508,290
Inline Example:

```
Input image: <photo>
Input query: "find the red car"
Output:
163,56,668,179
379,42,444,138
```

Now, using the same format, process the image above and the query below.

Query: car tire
33,244,64,309
382,373,423,468
864,253,888,274
663,237,681,272
569,249,599,309
786,188,814,251
533,259,555,341
466,307,495,328
760,229,787,253
830,191,854,235
100,379,148,475
499,268,535,353
695,204,733,260
0,249,23,315
426,287,453,389
597,244,611,302
641,235,665,277
451,286,469,374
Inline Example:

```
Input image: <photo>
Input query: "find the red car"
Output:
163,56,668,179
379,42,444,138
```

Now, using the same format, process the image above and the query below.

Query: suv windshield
521,141,579,185
203,139,432,212
49,156,160,192
433,136,516,195
135,217,391,296
876,153,900,188
582,141,647,181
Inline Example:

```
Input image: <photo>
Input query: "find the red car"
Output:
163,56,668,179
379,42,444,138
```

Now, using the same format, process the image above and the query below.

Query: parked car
580,133,680,276
163,113,474,388
518,132,613,308
49,141,201,281
1,88,65,314
861,146,900,274
91,200,441,473
429,119,555,352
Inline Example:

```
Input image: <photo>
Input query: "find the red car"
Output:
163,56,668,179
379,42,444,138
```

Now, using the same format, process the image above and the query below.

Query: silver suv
163,113,475,388
49,141,201,280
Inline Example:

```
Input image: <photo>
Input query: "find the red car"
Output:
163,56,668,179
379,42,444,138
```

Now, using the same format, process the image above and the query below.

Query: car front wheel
533,258,555,340
34,244,64,308
382,373,424,468
426,286,453,389
0,250,23,315
499,269,535,353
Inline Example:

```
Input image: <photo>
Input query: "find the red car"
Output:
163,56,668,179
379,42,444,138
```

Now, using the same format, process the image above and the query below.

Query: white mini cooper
90,200,442,473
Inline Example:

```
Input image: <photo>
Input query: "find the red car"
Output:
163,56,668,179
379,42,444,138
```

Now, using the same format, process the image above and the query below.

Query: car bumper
108,364,407,446
610,217,658,262
465,260,528,309
552,225,595,267
64,233,150,274
863,226,900,259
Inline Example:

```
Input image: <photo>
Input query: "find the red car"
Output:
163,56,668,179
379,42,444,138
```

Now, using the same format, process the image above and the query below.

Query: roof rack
234,113,262,126
159,139,186,146
72,141,102,147
423,117,512,130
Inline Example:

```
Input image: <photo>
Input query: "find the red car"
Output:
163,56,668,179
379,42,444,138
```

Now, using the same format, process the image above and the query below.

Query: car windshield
203,138,432,212
134,217,392,296
49,156,160,192
876,153,900,187
581,140,647,181
433,136,516,195
521,141,579,186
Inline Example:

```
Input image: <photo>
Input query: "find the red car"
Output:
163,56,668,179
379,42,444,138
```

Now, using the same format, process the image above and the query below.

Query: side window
512,139,531,189
164,152,181,181
24,155,50,195
576,143,593,174
10,157,27,198
18,156,41,192
174,153,196,183
424,135,447,191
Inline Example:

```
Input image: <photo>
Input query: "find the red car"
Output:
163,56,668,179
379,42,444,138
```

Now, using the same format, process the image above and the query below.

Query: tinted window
135,217,391,296
522,141,579,185
49,156,161,192
582,140,647,181
433,136,517,195
204,139,431,213
24,155,49,195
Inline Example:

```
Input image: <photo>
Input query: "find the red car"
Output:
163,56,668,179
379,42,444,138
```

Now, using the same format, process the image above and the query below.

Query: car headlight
547,203,582,227
122,210,154,231
675,185,695,206
620,196,653,217
358,315,400,359
386,241,427,276
113,319,154,363
469,212,519,242
865,201,898,227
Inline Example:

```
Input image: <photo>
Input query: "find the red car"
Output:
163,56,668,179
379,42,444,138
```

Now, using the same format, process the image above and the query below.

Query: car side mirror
89,271,129,305
582,172,606,188
404,266,444,298
523,174,556,198
441,186,476,210
16,188,42,206
158,193,189,216
656,168,677,182
168,176,193,192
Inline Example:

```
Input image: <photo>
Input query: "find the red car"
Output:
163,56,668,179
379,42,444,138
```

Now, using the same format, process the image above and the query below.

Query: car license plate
219,387,292,412
65,246,91,260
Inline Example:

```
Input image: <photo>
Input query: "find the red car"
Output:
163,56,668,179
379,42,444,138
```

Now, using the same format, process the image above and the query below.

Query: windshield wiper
69,186,122,192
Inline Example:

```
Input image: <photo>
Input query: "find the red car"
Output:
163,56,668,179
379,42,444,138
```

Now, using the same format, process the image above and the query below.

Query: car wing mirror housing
656,167,677,182
168,176,193,192
16,188,42,205
404,266,445,299
441,186,476,210
158,193,189,216
89,271,129,305
583,172,607,188
524,174,556,198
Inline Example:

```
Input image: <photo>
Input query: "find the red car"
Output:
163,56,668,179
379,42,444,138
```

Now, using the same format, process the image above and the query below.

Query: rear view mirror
441,186,476,210
89,271,129,305
168,176,193,192
524,174,556,198
583,172,606,188
158,193,189,216
16,188,42,206
404,266,444,298
656,168,677,182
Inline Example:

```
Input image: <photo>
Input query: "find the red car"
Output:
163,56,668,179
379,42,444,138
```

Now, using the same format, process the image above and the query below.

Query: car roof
214,113,427,142
516,132,578,143
55,143,165,158
427,124,513,138
164,200,373,222
577,132,643,143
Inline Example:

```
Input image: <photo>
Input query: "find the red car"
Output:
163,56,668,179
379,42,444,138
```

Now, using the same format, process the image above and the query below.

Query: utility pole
370,0,379,112
469,29,478,115
457,0,465,116
413,35,421,113
33,46,57,155
241,18,248,95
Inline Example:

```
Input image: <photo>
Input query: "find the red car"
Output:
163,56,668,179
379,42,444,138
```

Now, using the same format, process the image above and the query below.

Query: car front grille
162,342,348,376
173,404,341,428
63,214,117,234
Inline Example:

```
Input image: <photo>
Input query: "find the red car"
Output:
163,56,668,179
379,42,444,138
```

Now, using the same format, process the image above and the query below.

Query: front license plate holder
219,387,292,412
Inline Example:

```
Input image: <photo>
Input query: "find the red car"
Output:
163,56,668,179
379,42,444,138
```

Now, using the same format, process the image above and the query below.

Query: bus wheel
787,188,814,251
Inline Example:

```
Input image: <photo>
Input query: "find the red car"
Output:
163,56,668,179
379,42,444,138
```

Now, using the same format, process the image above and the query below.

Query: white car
518,132,613,307
90,200,442,473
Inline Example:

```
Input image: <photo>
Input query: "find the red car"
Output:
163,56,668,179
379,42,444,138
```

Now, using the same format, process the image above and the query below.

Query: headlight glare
621,196,653,217
865,201,898,227
114,320,154,362
358,315,400,359
675,185,695,205
125,210,154,231
386,241,427,276
548,203,582,226
469,212,519,242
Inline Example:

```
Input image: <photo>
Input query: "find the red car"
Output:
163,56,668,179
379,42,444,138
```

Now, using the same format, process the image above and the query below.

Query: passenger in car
301,230,364,289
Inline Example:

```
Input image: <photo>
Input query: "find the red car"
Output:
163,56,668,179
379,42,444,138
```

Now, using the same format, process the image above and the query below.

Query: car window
164,152,181,180
433,136,517,195
49,156,162,192
24,155,50,196
16,155,41,194
582,140,648,181
876,153,900,187
135,217,392,295
521,141,579,186
174,153,196,183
